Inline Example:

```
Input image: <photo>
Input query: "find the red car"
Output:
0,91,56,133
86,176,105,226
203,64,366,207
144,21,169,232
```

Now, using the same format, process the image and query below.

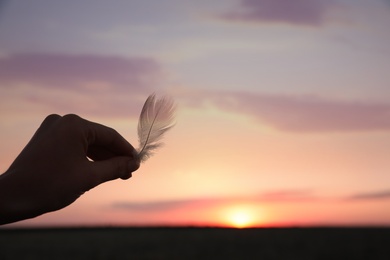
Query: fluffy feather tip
137,94,176,162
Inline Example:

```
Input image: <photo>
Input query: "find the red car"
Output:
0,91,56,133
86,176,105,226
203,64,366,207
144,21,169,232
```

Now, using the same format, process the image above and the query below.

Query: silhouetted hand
0,114,140,225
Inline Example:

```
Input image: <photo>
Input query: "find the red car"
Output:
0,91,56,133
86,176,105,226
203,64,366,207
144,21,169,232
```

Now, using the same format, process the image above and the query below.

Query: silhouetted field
1,227,390,259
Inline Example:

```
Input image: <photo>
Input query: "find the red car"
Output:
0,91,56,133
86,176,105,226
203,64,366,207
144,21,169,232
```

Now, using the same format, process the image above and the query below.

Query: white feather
137,94,176,162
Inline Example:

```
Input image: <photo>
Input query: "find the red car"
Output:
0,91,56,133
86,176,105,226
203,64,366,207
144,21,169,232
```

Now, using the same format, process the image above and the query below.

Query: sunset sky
1,0,390,227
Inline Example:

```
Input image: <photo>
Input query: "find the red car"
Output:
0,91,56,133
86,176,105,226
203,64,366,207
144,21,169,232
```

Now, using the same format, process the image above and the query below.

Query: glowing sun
229,211,252,228
223,205,258,228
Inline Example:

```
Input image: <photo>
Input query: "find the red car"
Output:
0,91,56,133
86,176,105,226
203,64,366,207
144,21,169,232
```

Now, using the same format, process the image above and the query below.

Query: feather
137,94,176,162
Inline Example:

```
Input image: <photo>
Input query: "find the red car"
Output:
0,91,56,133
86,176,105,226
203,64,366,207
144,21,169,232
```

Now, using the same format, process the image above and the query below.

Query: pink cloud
347,190,390,201
112,188,390,214
112,189,317,213
0,53,164,118
210,91,390,132
220,0,335,26
168,89,390,133
0,53,161,92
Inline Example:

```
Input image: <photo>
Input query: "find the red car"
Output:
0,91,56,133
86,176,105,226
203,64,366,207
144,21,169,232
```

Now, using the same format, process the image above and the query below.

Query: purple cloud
260,189,315,201
209,91,390,132
220,0,336,26
112,200,193,212
0,53,161,92
0,53,164,118
347,190,390,201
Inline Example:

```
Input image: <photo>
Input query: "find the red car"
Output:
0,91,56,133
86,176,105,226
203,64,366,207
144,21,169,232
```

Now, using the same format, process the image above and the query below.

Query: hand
0,114,140,225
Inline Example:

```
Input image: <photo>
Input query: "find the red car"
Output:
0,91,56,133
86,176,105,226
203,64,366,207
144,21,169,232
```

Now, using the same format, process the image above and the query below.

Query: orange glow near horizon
220,204,264,228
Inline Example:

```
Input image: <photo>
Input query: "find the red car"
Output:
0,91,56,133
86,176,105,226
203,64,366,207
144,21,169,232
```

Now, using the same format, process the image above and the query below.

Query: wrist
0,170,39,225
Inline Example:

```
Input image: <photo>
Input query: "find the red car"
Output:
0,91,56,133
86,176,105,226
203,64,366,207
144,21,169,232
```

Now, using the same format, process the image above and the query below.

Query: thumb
86,157,140,190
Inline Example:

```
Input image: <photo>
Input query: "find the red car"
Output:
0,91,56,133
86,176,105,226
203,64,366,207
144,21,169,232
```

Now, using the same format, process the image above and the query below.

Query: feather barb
137,94,176,162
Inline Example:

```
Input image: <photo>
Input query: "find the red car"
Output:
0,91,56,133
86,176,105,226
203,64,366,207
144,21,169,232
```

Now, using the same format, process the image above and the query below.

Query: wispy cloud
112,189,316,213
0,53,161,91
112,200,193,212
112,188,390,214
207,91,390,132
0,53,164,118
347,190,390,201
259,189,316,201
219,0,337,26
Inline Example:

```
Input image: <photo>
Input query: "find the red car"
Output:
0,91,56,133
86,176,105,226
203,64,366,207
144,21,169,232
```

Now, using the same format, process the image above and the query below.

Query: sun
229,210,253,228
223,205,259,228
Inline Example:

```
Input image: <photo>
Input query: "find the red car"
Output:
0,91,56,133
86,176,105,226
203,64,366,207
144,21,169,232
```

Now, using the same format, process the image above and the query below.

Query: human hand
0,114,140,224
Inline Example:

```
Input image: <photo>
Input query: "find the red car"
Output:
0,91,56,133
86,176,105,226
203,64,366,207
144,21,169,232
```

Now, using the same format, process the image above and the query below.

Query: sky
1,0,390,227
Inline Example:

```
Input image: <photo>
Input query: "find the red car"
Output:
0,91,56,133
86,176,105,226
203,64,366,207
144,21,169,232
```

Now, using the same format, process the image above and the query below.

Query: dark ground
0,227,390,259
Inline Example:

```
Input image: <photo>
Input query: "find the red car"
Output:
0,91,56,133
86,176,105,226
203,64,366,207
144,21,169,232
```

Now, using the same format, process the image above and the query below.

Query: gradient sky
1,0,390,227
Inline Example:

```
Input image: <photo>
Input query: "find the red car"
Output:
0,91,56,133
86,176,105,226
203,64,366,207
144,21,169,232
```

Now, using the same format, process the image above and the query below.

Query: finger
87,144,117,161
21,114,63,152
84,119,137,158
83,157,140,190
33,114,62,138
41,114,62,127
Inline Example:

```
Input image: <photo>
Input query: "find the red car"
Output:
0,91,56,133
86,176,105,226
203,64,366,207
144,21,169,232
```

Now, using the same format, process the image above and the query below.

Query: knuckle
60,114,84,131
44,114,61,122
44,114,86,141
41,114,61,128
107,127,119,139
62,114,82,124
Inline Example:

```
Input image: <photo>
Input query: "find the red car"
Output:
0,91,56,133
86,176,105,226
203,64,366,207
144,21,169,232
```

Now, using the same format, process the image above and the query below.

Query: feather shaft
137,94,176,162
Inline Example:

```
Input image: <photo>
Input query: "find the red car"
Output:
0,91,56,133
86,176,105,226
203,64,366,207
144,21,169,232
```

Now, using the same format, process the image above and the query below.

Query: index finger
84,119,138,159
